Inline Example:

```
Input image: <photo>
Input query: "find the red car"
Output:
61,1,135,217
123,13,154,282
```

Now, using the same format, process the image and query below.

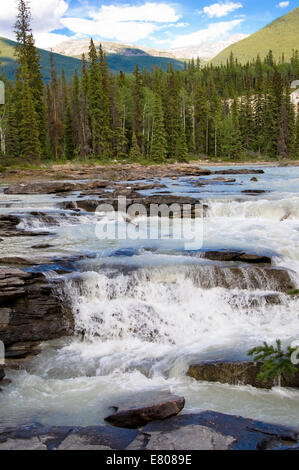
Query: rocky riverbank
0,411,298,450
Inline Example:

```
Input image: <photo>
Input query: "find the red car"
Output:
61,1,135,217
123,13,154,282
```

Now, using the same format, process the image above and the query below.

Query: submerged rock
105,392,185,429
187,361,299,389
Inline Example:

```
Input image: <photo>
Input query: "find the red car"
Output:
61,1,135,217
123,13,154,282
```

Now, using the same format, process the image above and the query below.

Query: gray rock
127,425,235,450
133,411,299,450
187,361,299,389
105,392,185,429
0,266,73,360
202,250,271,264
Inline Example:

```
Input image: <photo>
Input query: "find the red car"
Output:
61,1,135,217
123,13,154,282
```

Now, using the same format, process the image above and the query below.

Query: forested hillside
212,6,299,65
1,1,299,163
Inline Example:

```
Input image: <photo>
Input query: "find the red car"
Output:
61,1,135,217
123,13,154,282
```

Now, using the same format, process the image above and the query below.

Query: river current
0,166,299,429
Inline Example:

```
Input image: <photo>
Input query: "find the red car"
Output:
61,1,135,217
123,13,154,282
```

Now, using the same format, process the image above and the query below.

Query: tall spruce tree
150,95,167,162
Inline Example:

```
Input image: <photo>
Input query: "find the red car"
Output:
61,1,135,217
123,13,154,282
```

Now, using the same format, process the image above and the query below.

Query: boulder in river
105,392,185,429
213,169,264,175
0,215,51,237
187,361,299,389
202,250,271,264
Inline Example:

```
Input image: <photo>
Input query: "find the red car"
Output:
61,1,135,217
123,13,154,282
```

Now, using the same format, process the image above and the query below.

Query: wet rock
229,293,282,308
187,361,299,389
130,411,299,450
242,190,267,195
0,424,138,451
0,266,73,360
127,424,234,450
77,199,101,212
202,250,271,264
0,215,51,237
194,177,236,186
4,180,109,195
213,169,264,175
192,265,295,291
31,244,54,250
77,194,203,218
105,392,185,429
57,200,78,210
251,177,258,182
0,368,5,382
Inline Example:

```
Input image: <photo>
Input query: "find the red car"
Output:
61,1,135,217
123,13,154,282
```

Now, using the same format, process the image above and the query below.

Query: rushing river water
1,166,299,430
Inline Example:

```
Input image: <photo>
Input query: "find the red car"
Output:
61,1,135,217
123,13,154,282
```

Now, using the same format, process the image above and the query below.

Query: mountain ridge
0,36,184,82
211,6,299,65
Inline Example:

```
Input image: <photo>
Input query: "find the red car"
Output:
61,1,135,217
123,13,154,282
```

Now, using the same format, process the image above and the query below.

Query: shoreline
1,160,299,184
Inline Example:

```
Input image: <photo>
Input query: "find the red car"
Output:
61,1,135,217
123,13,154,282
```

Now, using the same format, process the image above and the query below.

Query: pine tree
4,83,20,158
129,132,142,161
132,65,144,151
64,105,74,160
150,95,167,162
88,39,102,157
19,65,40,159
14,0,44,160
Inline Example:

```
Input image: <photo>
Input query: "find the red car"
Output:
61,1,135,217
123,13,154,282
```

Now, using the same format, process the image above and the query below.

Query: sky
0,0,298,50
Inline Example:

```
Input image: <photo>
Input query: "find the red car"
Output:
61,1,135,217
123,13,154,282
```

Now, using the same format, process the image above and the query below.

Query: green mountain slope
0,36,184,82
211,6,299,65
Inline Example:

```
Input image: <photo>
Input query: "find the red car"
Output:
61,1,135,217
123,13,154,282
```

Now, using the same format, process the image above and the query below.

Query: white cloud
62,17,157,42
62,2,181,43
171,19,244,47
89,3,180,23
35,32,70,49
276,1,290,8
0,0,68,42
200,2,243,18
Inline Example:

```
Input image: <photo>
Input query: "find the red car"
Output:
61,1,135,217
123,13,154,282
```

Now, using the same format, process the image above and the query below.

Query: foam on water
1,167,299,429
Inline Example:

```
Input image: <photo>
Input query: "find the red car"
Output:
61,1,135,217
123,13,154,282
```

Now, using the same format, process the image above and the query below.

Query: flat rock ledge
0,412,298,450
105,392,185,429
187,361,299,389
0,266,73,364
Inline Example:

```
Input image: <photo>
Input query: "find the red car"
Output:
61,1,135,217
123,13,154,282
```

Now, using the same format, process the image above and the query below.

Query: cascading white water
1,167,299,429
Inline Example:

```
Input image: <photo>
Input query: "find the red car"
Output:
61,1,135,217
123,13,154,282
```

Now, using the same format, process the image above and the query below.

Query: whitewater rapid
0,166,299,429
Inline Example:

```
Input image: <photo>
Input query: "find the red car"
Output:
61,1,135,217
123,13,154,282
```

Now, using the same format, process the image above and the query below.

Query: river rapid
0,165,299,430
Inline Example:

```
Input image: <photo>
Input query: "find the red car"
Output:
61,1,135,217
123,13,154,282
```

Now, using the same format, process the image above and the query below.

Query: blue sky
1,0,298,49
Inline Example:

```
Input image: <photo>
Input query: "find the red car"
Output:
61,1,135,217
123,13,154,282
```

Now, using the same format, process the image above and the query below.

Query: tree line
1,0,299,163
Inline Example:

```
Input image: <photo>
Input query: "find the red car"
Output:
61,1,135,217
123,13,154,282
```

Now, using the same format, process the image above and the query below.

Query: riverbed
0,165,299,430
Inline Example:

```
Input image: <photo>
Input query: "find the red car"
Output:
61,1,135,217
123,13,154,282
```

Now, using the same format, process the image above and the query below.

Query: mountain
212,6,299,65
0,36,184,82
52,39,176,59
169,34,248,60
53,35,247,62
0,36,83,83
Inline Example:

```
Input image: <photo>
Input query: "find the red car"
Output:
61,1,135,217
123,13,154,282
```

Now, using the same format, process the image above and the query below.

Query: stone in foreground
105,392,185,429
187,361,299,389
128,411,299,450
0,412,298,450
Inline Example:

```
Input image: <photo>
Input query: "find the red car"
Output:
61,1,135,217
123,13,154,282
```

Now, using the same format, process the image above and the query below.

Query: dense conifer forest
0,0,299,164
